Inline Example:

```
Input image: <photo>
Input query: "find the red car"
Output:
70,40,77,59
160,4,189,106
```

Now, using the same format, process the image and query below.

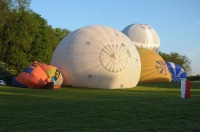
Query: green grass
0,82,200,132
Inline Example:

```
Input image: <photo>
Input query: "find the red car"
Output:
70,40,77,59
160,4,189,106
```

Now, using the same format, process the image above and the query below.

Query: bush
0,61,17,84
188,75,200,81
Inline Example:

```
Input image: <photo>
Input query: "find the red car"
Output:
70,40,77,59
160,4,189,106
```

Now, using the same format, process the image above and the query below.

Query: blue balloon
166,62,187,82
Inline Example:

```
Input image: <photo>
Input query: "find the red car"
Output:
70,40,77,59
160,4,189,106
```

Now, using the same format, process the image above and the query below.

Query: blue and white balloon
166,62,187,82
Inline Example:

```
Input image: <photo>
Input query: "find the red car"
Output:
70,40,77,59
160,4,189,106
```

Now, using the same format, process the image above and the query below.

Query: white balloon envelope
51,25,141,89
122,24,160,52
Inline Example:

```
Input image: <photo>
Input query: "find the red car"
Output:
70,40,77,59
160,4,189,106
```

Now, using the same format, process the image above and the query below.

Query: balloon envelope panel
122,24,160,52
13,65,47,88
138,48,172,82
40,63,63,88
166,62,187,82
13,62,63,88
51,25,141,89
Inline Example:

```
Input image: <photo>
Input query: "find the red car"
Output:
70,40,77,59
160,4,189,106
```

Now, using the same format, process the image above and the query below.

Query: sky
30,0,200,75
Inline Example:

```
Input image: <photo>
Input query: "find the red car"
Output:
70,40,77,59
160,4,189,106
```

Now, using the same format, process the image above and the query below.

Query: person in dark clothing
45,76,51,89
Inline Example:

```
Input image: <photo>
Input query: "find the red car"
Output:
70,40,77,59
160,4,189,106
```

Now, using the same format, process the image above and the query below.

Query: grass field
0,82,200,132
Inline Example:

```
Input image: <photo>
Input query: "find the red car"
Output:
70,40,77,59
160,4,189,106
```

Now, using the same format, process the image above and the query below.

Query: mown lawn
0,82,200,132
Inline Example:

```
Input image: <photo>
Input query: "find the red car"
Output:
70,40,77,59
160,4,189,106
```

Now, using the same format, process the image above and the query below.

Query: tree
0,0,70,83
0,0,32,72
158,51,191,74
28,12,54,63
54,28,70,41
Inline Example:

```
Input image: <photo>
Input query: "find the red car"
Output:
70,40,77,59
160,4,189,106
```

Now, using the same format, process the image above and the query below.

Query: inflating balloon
51,25,141,89
122,24,160,52
13,61,63,88
166,62,187,82
39,63,63,88
138,48,172,82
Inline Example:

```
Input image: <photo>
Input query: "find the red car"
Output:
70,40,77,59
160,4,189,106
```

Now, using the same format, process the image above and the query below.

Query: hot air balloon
122,24,160,52
138,48,172,82
166,62,187,82
51,25,141,89
13,62,47,88
13,61,63,88
39,63,63,88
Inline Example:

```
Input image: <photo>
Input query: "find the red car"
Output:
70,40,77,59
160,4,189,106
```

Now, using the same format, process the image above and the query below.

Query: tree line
158,51,191,74
0,0,192,84
0,0,70,83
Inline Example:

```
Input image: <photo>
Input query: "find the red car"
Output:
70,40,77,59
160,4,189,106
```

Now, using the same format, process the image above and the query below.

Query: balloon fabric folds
138,48,172,82
166,62,187,82
122,24,160,52
13,61,63,88
51,25,141,89
39,63,63,88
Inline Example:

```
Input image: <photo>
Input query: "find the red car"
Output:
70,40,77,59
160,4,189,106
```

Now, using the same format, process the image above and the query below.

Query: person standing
50,77,55,89
45,76,51,89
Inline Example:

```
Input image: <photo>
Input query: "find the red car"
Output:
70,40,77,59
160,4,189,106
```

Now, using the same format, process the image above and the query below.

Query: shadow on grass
138,81,200,90
137,82,180,88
